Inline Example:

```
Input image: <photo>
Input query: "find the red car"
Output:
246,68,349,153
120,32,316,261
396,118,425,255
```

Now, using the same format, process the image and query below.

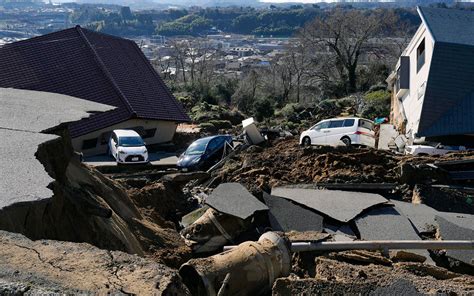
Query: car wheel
341,137,351,146
302,137,311,147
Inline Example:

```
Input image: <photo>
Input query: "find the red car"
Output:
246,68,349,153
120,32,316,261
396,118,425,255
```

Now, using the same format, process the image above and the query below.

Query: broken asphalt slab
435,214,474,266
263,193,323,232
389,200,439,233
0,88,113,210
271,187,388,223
354,206,434,264
0,129,57,209
205,183,268,219
0,88,113,133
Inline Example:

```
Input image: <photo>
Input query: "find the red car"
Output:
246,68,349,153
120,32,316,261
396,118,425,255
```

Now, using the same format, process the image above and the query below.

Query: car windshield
185,139,208,155
118,136,144,147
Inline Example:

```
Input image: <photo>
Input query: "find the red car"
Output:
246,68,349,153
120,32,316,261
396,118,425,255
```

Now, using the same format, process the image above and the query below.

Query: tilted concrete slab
271,188,388,223
355,206,433,263
435,214,474,266
263,193,323,232
0,88,114,210
389,200,439,233
0,88,113,133
205,183,268,219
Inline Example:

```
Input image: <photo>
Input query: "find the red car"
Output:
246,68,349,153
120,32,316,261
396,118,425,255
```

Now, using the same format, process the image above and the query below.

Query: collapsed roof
0,26,190,138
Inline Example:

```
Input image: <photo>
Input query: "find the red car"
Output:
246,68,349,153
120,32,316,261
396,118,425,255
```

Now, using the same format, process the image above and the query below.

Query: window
207,138,220,152
417,39,425,72
82,138,98,150
328,120,344,128
143,128,157,139
100,131,112,145
358,119,374,131
313,121,330,130
343,119,355,127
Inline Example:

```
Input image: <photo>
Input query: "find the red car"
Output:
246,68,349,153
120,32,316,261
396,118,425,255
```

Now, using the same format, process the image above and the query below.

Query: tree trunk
347,65,357,93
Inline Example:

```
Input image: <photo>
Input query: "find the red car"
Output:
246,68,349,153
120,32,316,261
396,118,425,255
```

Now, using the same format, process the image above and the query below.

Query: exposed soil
274,255,474,295
209,137,474,198
0,230,189,295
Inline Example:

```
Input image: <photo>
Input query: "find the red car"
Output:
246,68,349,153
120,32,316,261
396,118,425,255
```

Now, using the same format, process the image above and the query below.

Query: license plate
132,157,139,161
182,168,188,172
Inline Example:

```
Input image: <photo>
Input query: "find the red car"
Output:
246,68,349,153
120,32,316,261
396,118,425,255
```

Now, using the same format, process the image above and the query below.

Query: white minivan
109,129,149,164
300,117,376,147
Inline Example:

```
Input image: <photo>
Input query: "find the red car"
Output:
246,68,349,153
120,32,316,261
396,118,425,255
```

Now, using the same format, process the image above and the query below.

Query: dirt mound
211,138,400,195
0,230,189,295
128,180,193,228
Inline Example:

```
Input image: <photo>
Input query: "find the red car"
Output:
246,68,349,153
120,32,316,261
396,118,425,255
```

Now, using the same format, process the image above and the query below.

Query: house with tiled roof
0,26,190,155
387,7,474,145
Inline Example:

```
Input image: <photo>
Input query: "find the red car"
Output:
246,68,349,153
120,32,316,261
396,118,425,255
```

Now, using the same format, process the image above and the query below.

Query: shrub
253,98,275,122
361,90,391,119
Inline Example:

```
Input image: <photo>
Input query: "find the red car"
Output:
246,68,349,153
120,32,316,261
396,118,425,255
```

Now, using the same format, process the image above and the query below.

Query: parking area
83,152,179,168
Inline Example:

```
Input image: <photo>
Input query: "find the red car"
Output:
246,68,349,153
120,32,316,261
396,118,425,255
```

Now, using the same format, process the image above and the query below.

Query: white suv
300,117,375,147
109,129,149,164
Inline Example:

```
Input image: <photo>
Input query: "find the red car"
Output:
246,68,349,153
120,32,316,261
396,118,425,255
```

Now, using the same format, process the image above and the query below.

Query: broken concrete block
271,188,388,223
205,183,269,220
263,193,323,232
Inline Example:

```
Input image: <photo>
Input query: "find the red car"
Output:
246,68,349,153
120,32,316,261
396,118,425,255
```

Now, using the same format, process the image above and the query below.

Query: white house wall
71,119,178,156
400,24,434,139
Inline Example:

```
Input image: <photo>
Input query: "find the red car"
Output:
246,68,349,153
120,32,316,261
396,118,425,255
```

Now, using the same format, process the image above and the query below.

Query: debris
329,250,392,266
181,208,250,253
275,257,474,295
205,183,268,220
242,117,265,145
395,262,462,280
181,206,210,228
162,171,210,183
263,193,324,232
281,183,397,192
354,206,433,264
179,232,291,296
271,188,388,223
285,231,330,242
435,214,474,266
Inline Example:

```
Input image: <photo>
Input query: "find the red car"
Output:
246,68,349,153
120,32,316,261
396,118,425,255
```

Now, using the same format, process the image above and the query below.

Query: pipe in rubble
223,240,474,252
179,232,291,296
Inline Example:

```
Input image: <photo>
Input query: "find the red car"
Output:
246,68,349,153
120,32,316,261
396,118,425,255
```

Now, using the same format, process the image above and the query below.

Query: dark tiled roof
418,42,474,137
0,26,189,137
418,7,474,46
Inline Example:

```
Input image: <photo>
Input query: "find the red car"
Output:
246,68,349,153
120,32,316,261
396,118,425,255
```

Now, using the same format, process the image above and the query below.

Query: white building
387,7,474,145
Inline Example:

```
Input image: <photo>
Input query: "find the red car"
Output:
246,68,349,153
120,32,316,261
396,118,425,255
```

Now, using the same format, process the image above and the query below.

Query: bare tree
299,9,398,93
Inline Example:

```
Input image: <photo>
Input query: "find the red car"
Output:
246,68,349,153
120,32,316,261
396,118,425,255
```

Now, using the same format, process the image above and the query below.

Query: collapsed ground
1,133,474,294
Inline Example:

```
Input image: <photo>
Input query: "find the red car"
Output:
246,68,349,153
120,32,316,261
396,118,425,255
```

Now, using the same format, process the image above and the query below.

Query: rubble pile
210,138,400,195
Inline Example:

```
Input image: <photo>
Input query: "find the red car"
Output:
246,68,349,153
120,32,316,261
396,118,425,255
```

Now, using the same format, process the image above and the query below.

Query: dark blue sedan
177,135,233,171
